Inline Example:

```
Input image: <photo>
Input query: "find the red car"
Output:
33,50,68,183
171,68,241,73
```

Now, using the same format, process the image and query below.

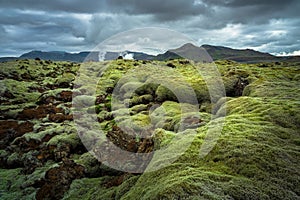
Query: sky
0,0,299,57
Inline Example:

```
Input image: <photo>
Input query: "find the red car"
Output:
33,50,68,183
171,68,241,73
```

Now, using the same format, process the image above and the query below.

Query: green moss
138,94,154,103
152,128,176,149
64,173,140,200
149,101,200,131
155,85,177,102
0,103,34,118
21,161,59,188
18,122,75,143
114,176,141,199
38,88,72,101
119,82,143,99
117,113,151,132
47,131,80,149
0,78,41,103
0,168,36,200
120,110,299,199
135,83,159,96
97,110,112,121
75,152,102,177
57,102,72,115
130,104,148,115
63,177,117,200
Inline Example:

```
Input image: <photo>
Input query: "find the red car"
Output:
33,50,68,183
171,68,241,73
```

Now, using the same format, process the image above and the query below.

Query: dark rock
35,159,85,200
234,77,249,97
0,120,34,149
49,113,73,123
166,62,176,68
17,105,63,120
58,91,72,102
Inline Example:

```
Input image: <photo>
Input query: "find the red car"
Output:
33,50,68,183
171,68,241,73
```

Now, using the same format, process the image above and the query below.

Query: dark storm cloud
0,0,106,13
106,0,210,21
0,0,299,56
0,8,88,56
0,0,208,20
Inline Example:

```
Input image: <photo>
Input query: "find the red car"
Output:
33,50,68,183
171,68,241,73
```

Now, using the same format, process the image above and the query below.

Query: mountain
156,43,213,62
156,44,300,63
1,45,299,63
202,45,276,63
19,50,99,62
13,50,153,62
0,57,18,62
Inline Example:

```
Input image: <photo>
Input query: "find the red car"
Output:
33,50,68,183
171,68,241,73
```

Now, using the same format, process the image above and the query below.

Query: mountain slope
202,44,276,63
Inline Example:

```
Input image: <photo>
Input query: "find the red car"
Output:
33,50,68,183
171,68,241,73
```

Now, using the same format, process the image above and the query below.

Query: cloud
92,27,194,55
0,0,106,13
273,50,300,57
0,8,89,56
0,0,299,56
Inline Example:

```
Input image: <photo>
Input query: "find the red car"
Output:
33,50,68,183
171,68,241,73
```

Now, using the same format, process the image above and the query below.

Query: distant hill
1,44,299,63
202,45,276,63
19,51,100,62
159,44,300,63
0,57,18,62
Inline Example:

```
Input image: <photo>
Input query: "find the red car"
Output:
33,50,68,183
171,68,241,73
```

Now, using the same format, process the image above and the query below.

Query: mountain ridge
1,44,299,63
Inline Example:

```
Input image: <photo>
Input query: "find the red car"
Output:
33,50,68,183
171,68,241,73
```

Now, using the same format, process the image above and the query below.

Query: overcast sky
0,0,299,57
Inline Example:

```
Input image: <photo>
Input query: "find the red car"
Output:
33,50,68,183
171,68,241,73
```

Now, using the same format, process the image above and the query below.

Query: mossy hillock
0,59,299,199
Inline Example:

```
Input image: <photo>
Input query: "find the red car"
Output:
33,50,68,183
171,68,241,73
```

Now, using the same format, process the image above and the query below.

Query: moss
57,102,72,115
122,166,238,199
135,83,159,96
19,122,75,143
63,177,117,200
130,104,148,115
6,152,21,167
0,105,28,118
121,111,299,199
0,168,37,200
114,175,141,199
0,78,41,104
72,95,96,108
21,161,59,188
149,101,200,131
97,110,113,122
117,113,151,132
138,94,154,103
119,82,143,99
75,152,102,177
64,173,140,200
47,131,80,149
155,85,177,102
152,128,176,149
112,108,130,118
38,88,72,102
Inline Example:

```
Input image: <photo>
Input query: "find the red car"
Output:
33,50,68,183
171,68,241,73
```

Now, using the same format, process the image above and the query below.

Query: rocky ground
0,58,299,199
